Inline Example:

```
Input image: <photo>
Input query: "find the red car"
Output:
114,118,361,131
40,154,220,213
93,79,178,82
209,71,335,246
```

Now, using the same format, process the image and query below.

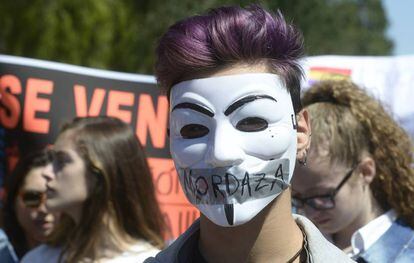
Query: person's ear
296,109,311,161
358,156,376,184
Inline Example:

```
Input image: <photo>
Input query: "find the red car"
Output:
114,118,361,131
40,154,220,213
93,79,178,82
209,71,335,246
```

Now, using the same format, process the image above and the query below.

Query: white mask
170,73,297,227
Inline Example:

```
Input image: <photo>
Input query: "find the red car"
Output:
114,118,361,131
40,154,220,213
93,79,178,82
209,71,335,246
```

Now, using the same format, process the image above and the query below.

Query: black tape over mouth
224,204,234,225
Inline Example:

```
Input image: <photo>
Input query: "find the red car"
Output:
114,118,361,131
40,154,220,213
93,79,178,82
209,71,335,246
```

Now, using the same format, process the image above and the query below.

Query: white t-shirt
21,240,160,263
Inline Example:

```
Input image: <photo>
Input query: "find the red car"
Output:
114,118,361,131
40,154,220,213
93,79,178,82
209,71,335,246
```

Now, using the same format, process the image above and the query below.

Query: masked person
291,80,414,262
145,5,353,263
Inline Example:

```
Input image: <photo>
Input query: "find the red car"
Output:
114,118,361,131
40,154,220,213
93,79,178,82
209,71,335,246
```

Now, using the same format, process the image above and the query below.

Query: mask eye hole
236,117,268,132
180,124,209,139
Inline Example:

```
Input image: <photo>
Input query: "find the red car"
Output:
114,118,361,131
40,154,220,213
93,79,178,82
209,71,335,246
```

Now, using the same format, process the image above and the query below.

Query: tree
0,0,392,74
271,0,392,56
0,0,139,70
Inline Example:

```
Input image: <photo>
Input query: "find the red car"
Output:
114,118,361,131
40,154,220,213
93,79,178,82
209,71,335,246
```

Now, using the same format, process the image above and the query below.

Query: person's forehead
55,131,77,151
293,155,348,192
52,134,84,164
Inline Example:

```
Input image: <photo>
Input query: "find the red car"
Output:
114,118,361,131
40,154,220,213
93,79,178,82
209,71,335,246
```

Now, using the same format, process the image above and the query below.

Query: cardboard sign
0,55,198,240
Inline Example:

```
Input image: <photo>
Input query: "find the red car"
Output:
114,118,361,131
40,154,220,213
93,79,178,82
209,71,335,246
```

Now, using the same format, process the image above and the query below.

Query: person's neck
96,213,137,257
67,204,83,224
74,211,137,260
199,190,304,263
26,236,40,249
332,192,384,250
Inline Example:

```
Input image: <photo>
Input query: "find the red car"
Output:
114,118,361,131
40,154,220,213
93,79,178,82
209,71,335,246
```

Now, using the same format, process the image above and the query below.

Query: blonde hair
303,80,414,227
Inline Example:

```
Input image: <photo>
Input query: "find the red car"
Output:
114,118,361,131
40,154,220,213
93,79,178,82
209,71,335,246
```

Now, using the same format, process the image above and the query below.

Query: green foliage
270,0,393,56
0,0,392,74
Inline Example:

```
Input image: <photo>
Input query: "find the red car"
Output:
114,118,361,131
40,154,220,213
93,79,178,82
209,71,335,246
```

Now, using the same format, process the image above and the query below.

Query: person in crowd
291,80,414,262
146,4,353,263
2,149,57,262
0,228,18,263
22,116,165,263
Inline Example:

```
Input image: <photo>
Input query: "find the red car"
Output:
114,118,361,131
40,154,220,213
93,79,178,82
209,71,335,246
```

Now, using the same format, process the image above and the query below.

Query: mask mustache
178,158,290,206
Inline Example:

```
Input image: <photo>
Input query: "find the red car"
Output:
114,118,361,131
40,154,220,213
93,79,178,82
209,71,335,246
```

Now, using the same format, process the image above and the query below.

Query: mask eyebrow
224,95,277,116
172,102,214,117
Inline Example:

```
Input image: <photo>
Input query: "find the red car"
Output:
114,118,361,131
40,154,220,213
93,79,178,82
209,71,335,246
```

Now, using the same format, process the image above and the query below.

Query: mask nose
205,122,244,167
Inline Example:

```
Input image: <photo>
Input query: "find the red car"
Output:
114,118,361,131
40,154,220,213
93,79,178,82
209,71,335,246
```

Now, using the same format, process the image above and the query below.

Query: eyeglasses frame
19,190,47,208
292,164,358,210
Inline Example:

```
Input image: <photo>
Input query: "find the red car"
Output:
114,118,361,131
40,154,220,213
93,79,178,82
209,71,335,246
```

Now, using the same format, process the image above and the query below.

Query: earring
298,150,308,166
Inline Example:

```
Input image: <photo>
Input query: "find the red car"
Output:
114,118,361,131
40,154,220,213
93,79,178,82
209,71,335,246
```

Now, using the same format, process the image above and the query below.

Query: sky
382,0,414,55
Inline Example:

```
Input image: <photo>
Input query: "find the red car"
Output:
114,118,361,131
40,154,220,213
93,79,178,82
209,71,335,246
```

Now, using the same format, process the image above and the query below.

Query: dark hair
48,116,165,262
3,149,50,258
155,4,304,113
303,80,414,228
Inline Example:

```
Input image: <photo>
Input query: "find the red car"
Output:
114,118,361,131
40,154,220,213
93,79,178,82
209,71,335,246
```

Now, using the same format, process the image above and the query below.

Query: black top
177,226,207,263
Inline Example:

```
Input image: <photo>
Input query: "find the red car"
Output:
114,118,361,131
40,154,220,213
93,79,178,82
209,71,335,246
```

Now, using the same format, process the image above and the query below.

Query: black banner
0,55,198,240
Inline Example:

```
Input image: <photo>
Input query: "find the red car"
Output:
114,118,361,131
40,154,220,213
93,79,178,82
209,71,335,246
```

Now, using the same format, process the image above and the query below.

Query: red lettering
73,85,106,117
0,74,21,129
23,78,53,134
106,90,134,123
136,95,168,148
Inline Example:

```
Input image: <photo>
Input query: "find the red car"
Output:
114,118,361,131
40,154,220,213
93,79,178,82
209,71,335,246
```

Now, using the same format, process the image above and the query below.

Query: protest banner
0,55,198,240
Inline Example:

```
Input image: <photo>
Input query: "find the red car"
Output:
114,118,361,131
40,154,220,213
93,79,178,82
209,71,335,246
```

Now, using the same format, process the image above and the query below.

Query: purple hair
155,4,304,113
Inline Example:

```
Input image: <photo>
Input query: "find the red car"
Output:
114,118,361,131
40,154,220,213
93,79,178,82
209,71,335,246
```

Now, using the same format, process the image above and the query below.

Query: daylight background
0,0,412,74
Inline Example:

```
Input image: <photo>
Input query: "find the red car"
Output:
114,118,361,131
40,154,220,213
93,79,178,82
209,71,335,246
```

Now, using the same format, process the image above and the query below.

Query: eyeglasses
19,191,47,208
292,166,357,211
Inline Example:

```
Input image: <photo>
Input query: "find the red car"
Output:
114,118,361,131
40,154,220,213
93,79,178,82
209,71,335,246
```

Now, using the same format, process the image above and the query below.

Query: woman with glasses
2,149,57,261
291,80,414,262
22,116,165,263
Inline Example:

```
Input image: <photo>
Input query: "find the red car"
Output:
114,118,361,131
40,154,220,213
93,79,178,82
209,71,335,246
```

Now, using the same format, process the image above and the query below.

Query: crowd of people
1,117,165,262
0,4,413,263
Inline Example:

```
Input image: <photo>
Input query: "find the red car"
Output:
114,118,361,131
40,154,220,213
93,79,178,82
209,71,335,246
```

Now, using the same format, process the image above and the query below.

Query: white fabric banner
302,55,414,139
